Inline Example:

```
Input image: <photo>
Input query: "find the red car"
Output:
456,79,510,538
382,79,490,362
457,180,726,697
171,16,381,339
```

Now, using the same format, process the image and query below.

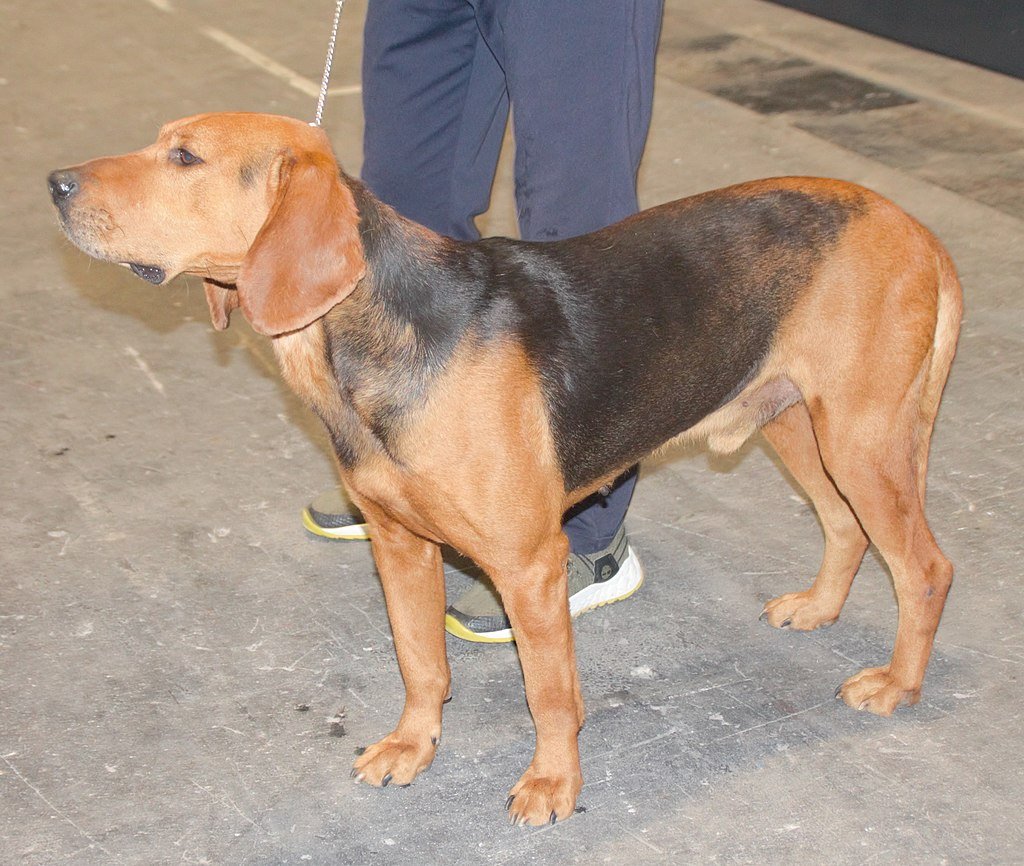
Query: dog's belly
673,372,802,454
552,349,801,492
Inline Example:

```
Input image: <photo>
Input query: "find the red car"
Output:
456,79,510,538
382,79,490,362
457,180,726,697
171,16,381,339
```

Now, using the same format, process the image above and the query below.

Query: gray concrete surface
3,1,1023,863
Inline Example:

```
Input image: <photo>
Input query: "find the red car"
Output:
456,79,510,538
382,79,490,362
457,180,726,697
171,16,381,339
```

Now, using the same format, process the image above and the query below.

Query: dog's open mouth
126,263,166,284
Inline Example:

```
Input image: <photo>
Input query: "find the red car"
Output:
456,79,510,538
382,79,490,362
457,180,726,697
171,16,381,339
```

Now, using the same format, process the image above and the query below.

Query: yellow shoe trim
301,508,371,541
444,614,515,644
574,568,645,617
444,564,645,644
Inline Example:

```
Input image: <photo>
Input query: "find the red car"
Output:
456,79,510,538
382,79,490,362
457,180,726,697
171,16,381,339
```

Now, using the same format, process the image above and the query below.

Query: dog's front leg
351,508,449,787
493,533,584,825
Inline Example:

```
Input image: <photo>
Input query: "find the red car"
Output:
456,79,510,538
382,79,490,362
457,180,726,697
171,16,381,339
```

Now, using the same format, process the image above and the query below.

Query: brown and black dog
49,113,961,825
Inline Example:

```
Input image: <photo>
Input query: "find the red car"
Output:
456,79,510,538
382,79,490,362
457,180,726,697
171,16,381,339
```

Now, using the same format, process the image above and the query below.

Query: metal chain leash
312,0,345,127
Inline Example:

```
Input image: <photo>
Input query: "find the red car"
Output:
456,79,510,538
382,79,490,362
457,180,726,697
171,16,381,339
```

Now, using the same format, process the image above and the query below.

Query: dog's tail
915,239,964,499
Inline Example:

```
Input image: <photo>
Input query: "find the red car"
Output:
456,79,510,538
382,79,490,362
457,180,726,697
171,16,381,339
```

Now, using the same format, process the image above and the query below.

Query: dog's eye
170,147,203,167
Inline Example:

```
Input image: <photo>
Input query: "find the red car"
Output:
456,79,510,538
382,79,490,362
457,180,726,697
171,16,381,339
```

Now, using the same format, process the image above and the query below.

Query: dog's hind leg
801,244,959,715
760,401,868,631
352,508,450,787
807,389,953,716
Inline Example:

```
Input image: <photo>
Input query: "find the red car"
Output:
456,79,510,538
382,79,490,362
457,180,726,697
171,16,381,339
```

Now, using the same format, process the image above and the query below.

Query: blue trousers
361,0,663,553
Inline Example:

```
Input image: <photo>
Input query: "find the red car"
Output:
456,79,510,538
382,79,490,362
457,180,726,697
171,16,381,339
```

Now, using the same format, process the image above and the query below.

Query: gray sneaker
444,526,644,643
301,487,371,540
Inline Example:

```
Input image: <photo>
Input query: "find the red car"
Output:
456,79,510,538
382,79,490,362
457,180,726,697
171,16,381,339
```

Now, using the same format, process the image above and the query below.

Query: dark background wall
768,1,1024,79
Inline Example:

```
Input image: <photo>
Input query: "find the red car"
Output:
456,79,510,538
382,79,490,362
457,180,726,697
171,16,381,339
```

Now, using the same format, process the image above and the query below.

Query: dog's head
48,112,366,336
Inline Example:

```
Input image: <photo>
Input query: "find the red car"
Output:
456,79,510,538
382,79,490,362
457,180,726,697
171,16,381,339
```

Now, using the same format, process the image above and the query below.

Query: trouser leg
480,0,662,549
362,0,507,239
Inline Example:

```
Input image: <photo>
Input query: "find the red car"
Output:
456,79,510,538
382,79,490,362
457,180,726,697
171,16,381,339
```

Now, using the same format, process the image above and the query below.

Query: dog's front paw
506,766,582,826
836,665,920,716
352,730,439,788
761,590,841,631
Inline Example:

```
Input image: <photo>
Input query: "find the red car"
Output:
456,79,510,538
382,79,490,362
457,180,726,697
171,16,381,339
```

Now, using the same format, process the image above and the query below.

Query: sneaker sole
301,508,371,541
444,547,645,644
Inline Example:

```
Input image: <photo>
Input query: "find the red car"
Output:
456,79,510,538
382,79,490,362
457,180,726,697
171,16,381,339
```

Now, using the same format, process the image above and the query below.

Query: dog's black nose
48,170,80,205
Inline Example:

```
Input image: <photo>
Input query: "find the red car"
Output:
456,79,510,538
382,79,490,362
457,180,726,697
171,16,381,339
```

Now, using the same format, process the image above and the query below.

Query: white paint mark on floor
47,529,72,556
125,346,165,395
142,4,362,106
1,753,115,858
704,699,831,745
200,26,320,97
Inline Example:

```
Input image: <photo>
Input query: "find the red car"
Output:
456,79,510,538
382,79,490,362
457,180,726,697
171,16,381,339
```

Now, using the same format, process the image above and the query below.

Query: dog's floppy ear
203,280,240,330
236,154,366,336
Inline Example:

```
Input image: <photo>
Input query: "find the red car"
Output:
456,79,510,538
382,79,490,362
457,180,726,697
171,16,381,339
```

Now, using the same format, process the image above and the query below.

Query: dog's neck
310,179,485,468
346,177,482,352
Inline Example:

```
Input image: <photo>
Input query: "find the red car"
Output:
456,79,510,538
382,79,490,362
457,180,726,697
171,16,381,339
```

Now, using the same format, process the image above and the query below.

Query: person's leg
494,0,661,553
484,0,662,239
562,468,639,554
362,0,509,239
312,0,663,629
444,2,662,641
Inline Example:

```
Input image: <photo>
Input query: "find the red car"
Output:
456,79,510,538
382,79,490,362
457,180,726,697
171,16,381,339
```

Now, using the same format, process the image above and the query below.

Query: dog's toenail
549,811,557,825
505,795,515,811
758,609,768,621
834,685,843,698
382,773,392,787
430,736,438,746
781,618,792,628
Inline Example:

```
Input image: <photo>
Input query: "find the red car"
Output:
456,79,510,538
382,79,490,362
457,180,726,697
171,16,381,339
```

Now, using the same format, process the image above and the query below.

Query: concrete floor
3,1,1023,863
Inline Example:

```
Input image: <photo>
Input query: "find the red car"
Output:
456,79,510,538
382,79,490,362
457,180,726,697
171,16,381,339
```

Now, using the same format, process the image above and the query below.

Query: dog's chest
272,325,339,417
271,321,412,471
270,330,434,530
